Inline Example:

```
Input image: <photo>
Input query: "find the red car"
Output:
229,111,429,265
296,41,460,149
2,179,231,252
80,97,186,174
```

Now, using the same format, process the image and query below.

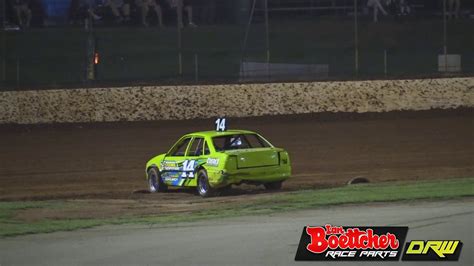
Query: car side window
188,137,204,156
245,134,270,148
230,135,250,149
203,141,210,155
212,134,269,151
170,138,191,156
213,137,226,152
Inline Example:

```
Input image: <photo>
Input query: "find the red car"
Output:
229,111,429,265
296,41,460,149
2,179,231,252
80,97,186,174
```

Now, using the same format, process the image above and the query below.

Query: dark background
0,0,473,89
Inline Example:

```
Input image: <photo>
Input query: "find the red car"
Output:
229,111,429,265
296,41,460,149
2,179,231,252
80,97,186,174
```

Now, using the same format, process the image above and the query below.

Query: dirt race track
0,109,472,202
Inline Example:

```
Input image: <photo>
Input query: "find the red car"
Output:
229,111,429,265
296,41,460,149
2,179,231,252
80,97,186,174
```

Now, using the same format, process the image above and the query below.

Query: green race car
145,120,291,197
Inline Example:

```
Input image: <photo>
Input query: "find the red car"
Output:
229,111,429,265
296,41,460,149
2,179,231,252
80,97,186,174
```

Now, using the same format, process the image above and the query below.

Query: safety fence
0,0,473,90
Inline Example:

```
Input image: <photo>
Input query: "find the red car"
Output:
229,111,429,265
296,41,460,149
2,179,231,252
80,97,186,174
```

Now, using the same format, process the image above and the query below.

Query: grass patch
0,177,472,237
0,201,61,222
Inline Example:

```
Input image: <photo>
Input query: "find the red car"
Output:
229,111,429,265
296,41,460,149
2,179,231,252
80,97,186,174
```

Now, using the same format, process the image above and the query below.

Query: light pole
443,0,448,72
240,0,258,77
2,0,6,82
354,0,359,76
177,0,183,77
264,0,270,78
86,16,97,82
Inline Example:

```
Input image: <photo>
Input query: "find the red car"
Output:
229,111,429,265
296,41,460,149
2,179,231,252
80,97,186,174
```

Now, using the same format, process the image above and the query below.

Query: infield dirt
0,109,472,205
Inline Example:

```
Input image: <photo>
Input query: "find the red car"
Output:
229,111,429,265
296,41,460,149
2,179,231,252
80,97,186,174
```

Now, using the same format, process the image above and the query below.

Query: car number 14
215,118,227,132
181,160,196,178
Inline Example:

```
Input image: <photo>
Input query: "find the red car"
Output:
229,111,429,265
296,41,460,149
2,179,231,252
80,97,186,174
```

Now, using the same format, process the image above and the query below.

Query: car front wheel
147,168,167,193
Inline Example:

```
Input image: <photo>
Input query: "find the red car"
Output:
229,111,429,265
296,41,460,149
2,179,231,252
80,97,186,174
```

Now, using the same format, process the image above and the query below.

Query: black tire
147,167,167,193
197,169,214,197
264,181,283,190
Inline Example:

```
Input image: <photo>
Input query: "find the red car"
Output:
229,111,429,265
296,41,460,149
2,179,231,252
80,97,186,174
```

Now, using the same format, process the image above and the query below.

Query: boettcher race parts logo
295,224,408,261
295,225,408,261
294,225,463,261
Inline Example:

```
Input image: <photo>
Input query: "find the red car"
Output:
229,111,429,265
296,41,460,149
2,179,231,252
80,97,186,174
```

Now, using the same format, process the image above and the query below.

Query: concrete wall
1,77,473,124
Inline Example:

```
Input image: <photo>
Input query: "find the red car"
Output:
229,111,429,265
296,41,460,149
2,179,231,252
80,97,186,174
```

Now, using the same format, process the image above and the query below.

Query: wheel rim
149,171,158,192
198,175,208,195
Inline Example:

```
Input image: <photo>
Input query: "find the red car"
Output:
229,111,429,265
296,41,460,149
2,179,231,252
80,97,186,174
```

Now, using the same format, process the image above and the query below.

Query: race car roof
184,129,257,138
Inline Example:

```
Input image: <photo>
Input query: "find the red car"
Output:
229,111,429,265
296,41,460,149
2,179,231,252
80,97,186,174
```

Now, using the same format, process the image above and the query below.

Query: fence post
16,58,19,87
178,53,183,77
194,53,199,82
384,49,387,76
1,49,5,83
2,56,5,83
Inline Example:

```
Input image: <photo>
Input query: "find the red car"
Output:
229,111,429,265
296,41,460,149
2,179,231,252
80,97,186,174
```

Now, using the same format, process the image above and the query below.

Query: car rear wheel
147,167,167,193
264,181,283,190
197,169,214,197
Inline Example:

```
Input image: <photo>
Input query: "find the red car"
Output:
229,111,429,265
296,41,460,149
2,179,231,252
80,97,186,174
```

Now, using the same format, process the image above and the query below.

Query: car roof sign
215,117,227,132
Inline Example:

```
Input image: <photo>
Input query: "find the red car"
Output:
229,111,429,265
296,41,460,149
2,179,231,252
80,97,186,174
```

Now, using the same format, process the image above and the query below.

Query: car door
160,137,193,186
183,137,206,185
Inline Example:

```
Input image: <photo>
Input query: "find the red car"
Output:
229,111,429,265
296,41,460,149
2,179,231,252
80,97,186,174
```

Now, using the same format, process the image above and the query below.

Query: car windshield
212,134,271,152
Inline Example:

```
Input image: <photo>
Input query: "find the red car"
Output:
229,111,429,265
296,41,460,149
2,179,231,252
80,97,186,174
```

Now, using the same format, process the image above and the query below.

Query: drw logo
403,240,463,261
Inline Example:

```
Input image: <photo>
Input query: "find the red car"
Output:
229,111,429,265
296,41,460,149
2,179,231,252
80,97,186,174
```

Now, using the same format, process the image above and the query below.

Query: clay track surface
0,109,472,202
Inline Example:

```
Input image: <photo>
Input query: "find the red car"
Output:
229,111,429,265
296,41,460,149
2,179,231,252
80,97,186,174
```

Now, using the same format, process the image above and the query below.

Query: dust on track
0,109,472,204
